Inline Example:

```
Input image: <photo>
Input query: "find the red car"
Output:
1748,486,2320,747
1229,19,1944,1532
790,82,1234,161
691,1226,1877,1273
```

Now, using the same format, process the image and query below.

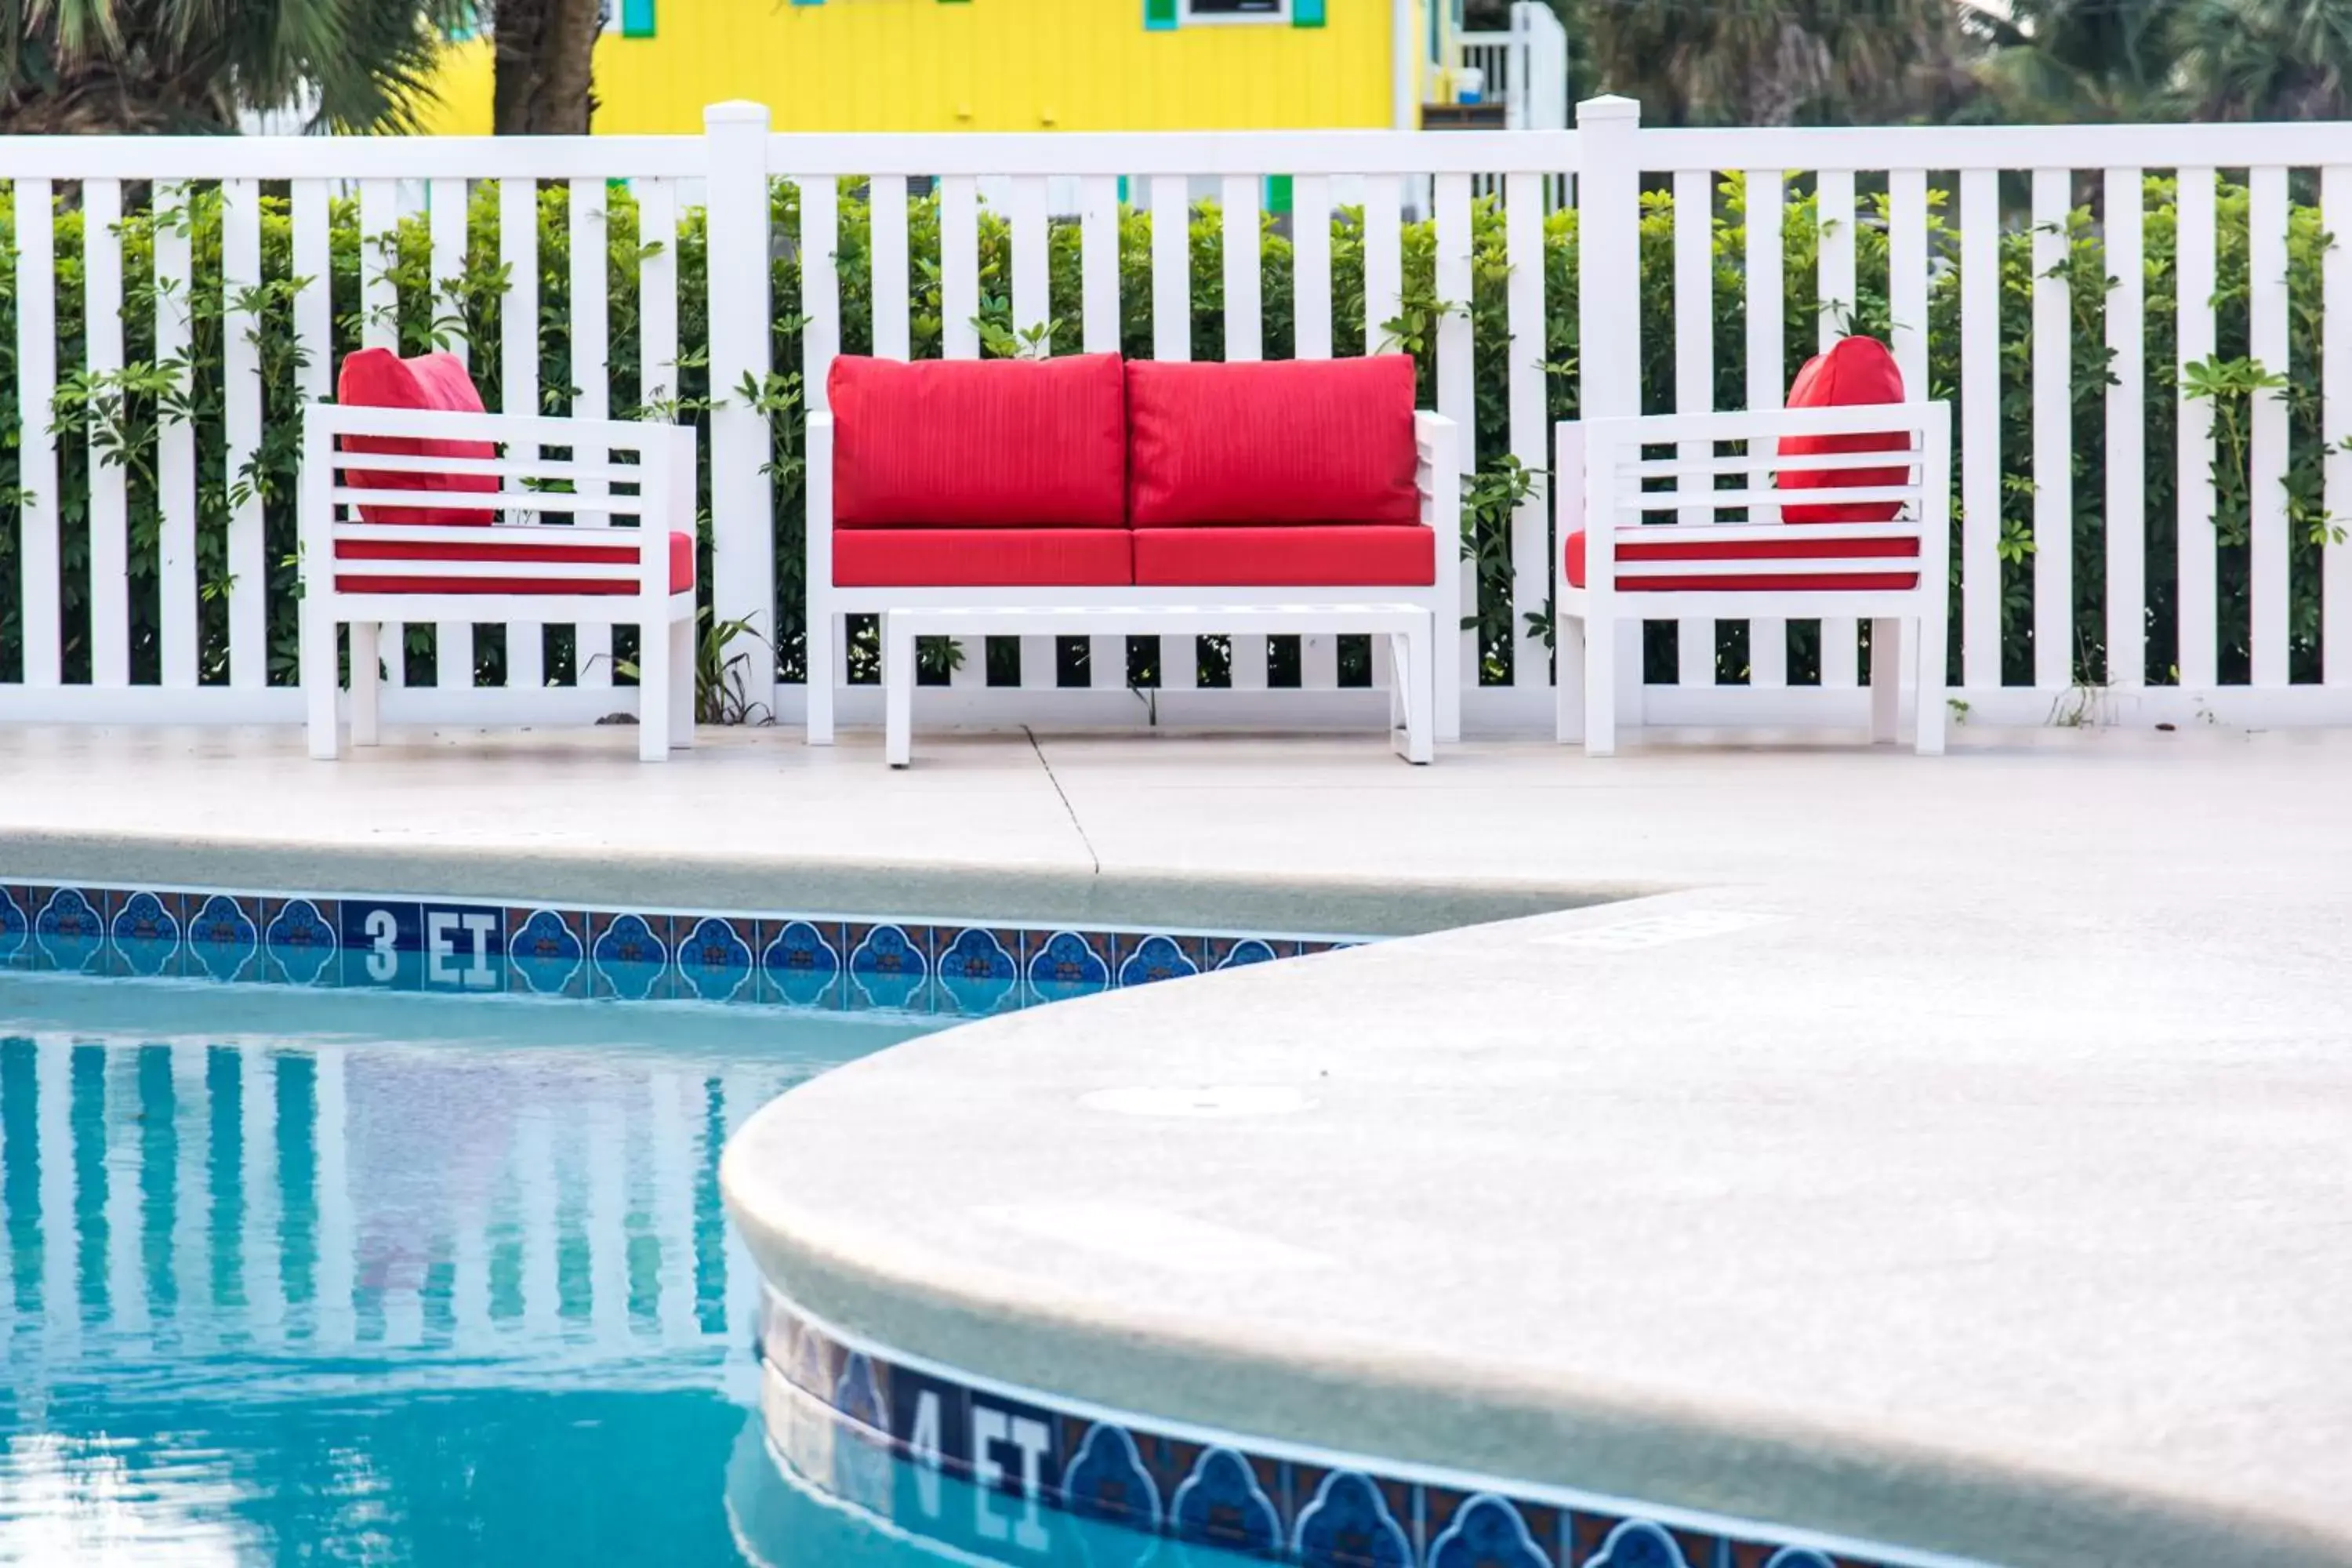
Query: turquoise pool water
0,970,1043,1565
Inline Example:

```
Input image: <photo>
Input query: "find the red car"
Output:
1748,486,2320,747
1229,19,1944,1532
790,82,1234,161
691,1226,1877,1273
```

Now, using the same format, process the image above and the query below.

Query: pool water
0,969,1048,1566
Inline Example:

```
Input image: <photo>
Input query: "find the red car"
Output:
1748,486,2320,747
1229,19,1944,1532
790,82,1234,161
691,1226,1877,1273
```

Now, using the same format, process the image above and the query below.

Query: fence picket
2249,165,2290,687
1079,174,1123,690
155,179,198,689
2031,169,2074,689
1888,166,1929,695
1363,173,1404,692
1744,169,1786,687
1816,167,1858,688
499,176,545,691
84,179,129,687
430,177,474,689
2328,165,2352,687
870,175,911,361
1008,174,1061,689
1504,170,1548,692
13,180,59,688
2176,168,2219,688
1219,174,1269,691
1435,172,1473,728
223,178,267,691
640,176,682,673
570,178,613,689
2103,169,2146,688
939,173,985,690
1292,172,1339,691
1959,168,2001,689
1150,173,1196,691
1672,167,1715,688
357,179,402,686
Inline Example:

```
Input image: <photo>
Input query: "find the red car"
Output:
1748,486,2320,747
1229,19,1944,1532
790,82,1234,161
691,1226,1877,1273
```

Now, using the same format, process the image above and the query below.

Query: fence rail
5,99,2351,735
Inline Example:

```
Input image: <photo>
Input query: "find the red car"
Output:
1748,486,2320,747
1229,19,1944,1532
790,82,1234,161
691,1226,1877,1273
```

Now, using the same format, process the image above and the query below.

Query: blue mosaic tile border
756,1287,1992,1568
0,880,1363,1018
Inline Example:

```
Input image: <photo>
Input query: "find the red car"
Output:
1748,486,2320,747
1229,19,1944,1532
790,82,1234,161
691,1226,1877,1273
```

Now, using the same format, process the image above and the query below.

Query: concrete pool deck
5,720,2349,1565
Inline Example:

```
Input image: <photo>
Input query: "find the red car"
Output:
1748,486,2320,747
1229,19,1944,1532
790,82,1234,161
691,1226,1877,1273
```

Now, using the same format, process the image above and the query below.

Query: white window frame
1179,0,1292,24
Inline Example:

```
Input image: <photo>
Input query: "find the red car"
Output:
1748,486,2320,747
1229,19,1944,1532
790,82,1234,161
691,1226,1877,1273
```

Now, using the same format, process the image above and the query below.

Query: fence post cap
1576,94,1642,125
705,101,773,128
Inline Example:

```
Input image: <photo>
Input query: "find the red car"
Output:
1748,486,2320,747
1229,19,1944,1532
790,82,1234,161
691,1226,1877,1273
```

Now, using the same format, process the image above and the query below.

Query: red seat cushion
829,354,1127,528
1126,357,1420,527
1132,525,1434,587
335,347,500,525
1777,336,1909,524
1565,528,1918,591
833,529,1132,587
335,528,694,595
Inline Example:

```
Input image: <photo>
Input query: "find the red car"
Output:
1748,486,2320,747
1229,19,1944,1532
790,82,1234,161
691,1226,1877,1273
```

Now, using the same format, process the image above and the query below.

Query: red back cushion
1777,336,1908,524
1126,356,1420,527
335,347,499,525
828,354,1127,528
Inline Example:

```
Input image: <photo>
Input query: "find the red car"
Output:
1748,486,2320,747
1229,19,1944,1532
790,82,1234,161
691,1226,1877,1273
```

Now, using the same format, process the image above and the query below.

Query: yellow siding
412,0,1399,137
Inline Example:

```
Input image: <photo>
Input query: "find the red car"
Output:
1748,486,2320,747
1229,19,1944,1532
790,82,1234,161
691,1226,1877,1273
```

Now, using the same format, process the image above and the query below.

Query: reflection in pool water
0,973,943,1565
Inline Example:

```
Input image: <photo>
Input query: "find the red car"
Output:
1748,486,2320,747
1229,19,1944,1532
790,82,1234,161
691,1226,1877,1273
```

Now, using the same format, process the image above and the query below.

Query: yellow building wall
413,0,1402,136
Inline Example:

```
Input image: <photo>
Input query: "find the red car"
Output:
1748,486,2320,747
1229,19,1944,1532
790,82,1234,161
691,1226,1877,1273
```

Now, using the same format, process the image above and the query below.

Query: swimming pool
0,948,1099,1565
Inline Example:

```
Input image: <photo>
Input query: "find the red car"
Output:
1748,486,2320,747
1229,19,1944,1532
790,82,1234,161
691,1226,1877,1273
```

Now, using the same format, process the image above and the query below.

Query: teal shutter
620,0,655,34
1144,0,1178,30
1292,0,1325,25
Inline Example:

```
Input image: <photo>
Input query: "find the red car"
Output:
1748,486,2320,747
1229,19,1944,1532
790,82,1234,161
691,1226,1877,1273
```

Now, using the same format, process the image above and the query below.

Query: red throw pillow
1126,356,1420,527
1777,336,1908,524
828,354,1127,528
335,347,500,525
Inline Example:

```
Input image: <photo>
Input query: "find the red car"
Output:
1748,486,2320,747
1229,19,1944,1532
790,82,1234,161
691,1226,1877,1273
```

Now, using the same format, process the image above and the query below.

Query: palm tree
1968,0,2190,120
2168,0,2352,118
0,0,463,133
1588,0,1980,126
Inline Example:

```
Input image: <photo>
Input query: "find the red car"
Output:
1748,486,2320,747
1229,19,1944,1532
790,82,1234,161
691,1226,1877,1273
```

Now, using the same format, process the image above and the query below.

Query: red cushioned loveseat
803,353,1461,764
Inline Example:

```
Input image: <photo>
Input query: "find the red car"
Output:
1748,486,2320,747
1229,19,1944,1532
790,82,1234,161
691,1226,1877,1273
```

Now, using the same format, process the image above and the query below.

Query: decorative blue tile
1171,1446,1283,1557
1210,936,1282,971
1762,1550,1836,1568
847,923,929,1012
1116,931,1201,988
676,915,753,1003
1064,1422,1163,1532
185,893,260,983
265,898,338,985
592,912,671,1001
762,919,842,1009
1429,1494,1551,1568
0,887,25,960
833,1350,890,1433
36,887,107,972
1293,1469,1414,1567
1588,1519,1692,1568
934,927,1021,1015
109,889,180,947
1026,929,1112,1005
509,908,587,996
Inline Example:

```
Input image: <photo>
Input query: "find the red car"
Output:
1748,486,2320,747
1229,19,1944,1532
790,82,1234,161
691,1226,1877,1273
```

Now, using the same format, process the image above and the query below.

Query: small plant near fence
0,172,2338,699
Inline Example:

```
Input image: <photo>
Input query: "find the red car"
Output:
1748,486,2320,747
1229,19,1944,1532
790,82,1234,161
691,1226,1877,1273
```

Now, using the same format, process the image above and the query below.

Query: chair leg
884,614,916,768
1555,612,1586,744
1584,609,1617,758
669,612,695,750
1432,609,1462,745
1915,612,1948,757
805,607,836,746
1398,626,1433,764
637,617,671,762
1870,616,1903,745
349,622,381,747
302,600,340,760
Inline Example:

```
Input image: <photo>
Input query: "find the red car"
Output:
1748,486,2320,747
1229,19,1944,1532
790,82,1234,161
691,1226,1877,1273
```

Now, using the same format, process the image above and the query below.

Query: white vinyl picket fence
4,98,2351,735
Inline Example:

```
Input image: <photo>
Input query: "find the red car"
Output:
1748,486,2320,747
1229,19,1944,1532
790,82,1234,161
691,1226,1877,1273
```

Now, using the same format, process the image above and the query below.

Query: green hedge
0,173,2331,693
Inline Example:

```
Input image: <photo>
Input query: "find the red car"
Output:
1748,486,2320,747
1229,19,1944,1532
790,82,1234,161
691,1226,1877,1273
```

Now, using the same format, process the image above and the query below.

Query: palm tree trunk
492,0,601,134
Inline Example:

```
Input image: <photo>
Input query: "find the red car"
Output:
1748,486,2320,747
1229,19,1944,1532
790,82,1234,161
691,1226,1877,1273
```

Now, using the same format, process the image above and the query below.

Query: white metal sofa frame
299,404,699,762
1555,402,1953,757
800,409,1465,764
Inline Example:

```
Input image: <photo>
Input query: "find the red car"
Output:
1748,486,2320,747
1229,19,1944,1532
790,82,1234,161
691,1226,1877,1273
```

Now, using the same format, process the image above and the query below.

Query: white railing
5,100,2351,736
1460,2,1571,133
